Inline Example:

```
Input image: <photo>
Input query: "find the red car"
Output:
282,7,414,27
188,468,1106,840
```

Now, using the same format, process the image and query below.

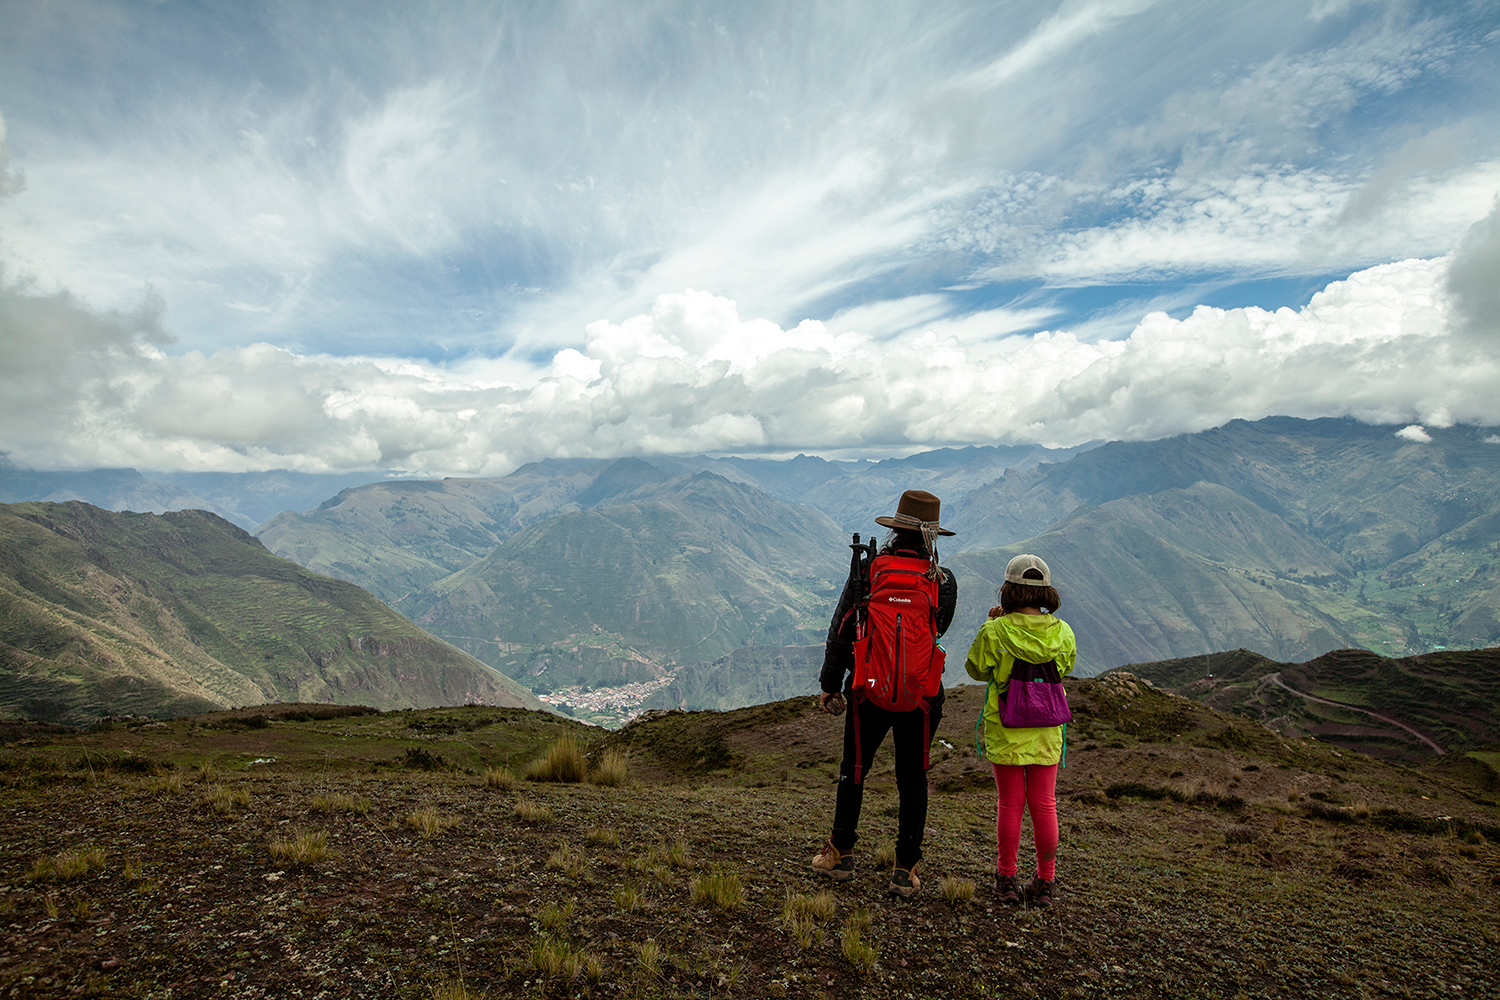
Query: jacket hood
990,613,1071,662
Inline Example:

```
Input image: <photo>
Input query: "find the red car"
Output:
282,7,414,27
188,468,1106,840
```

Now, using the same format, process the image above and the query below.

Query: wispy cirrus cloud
0,1,1498,473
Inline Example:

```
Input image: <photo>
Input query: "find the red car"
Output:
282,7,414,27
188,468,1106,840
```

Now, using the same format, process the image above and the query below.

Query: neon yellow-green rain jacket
964,613,1077,766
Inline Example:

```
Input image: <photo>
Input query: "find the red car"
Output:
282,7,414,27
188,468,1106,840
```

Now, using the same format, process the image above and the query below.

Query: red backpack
851,552,946,712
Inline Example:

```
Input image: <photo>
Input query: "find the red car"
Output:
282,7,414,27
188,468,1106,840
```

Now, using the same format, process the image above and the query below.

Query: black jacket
819,545,958,695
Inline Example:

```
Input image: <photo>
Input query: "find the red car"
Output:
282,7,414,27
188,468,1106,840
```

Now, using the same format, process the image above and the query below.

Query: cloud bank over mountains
0,1,1498,473
2,212,1495,474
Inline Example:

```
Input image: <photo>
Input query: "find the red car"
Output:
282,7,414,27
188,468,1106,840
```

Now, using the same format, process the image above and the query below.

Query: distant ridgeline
4,416,1500,725
1115,646,1500,766
0,501,540,725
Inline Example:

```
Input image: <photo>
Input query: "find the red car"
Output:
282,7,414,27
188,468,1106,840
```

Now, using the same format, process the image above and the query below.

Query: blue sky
1,0,1498,474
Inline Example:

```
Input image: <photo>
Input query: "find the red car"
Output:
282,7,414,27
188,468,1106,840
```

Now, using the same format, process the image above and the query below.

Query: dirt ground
2,683,1498,999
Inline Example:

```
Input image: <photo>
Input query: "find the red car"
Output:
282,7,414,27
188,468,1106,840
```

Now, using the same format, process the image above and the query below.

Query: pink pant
992,763,1058,880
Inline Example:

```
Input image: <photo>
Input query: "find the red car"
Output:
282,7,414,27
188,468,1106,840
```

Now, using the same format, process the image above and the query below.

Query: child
964,553,1076,906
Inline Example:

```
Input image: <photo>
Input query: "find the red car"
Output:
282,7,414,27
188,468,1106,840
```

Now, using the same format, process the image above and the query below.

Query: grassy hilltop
2,678,1497,999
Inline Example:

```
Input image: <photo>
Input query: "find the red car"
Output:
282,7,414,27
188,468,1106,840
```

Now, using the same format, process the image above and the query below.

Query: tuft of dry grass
429,976,481,1000
42,896,59,919
875,842,897,867
312,791,371,814
525,736,586,783
514,799,554,824
205,785,251,816
145,771,183,795
1225,823,1259,845
28,846,106,883
663,836,691,868
537,898,574,932
195,760,219,783
940,875,977,904
268,829,330,865
545,841,590,880
529,935,603,983
841,908,878,975
636,939,662,979
690,871,743,911
484,765,516,790
613,885,646,913
590,748,629,786
586,825,620,847
782,890,837,949
406,806,462,839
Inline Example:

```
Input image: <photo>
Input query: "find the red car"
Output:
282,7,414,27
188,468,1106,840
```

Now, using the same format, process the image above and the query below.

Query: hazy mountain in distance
0,457,398,531
399,472,848,695
0,501,541,725
257,458,677,604
946,482,1412,671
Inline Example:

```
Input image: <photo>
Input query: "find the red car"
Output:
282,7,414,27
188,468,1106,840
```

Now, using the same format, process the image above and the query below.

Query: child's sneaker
1023,876,1056,907
995,873,1021,905
888,865,920,897
810,840,854,881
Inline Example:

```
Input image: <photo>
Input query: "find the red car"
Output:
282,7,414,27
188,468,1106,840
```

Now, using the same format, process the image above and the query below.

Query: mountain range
0,501,540,724
3,416,1498,727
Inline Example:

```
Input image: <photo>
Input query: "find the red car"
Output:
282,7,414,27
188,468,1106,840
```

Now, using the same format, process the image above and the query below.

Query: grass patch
513,799,554,824
529,934,603,983
205,784,251,816
782,890,836,949
590,748,629,786
613,885,646,913
537,898,574,932
406,806,461,838
269,829,330,865
941,875,977,904
28,846,105,883
144,771,183,795
526,736,586,783
545,841,590,880
690,871,743,911
484,765,516,790
636,939,663,979
586,825,620,847
841,908,878,975
311,791,371,814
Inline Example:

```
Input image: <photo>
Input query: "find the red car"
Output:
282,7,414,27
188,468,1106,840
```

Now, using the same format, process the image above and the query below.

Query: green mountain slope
1118,646,1500,761
0,502,541,724
256,458,674,603
948,418,1500,655
947,483,1410,671
401,473,848,694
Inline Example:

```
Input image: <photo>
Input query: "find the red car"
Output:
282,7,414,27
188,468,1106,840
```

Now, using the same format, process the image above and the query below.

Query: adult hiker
965,553,1076,907
811,489,958,897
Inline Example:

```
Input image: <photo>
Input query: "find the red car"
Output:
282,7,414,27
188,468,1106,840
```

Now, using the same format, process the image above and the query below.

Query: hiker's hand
988,605,1005,619
820,692,845,716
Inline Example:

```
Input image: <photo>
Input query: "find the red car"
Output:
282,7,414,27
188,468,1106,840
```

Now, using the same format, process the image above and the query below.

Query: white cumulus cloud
3,250,1496,475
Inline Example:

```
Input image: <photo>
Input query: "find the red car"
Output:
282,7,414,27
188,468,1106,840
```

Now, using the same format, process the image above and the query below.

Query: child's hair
997,580,1061,614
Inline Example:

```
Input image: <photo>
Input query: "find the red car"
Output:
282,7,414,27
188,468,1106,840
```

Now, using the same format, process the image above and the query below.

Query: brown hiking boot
888,864,920,898
810,840,854,881
995,872,1021,905
1023,876,1056,907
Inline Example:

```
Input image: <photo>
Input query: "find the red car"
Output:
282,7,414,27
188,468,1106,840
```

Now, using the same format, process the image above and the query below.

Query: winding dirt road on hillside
1265,672,1445,754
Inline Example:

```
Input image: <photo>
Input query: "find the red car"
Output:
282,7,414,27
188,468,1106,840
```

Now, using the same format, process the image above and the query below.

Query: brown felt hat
874,489,956,536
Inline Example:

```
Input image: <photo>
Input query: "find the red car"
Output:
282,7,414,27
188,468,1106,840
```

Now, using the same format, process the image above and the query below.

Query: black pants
828,693,943,870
